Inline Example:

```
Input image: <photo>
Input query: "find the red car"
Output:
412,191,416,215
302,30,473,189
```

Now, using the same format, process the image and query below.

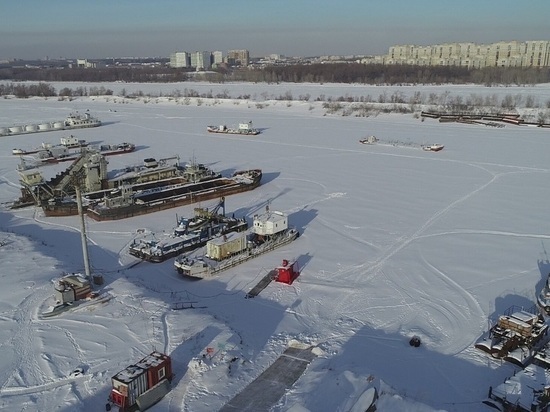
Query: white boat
63,111,101,129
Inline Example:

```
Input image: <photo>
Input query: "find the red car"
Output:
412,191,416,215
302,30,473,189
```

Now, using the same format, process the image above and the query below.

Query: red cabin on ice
108,351,173,411
276,259,300,285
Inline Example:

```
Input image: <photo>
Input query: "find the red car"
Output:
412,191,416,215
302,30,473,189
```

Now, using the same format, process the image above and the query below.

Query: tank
25,124,38,132
38,123,51,131
52,121,64,129
9,126,24,134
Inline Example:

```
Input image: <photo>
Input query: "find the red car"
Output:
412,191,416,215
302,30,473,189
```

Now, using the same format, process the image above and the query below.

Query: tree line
1,63,549,86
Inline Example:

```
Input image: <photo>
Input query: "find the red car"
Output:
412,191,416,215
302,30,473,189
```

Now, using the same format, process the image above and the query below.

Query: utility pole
75,184,92,283
70,163,92,284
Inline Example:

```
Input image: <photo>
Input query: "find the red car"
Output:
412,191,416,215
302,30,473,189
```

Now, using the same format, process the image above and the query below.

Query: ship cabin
18,169,44,187
253,210,288,237
54,274,92,304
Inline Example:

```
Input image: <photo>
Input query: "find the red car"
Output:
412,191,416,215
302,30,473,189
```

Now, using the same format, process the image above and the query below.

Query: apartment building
368,40,550,68
227,49,249,66
169,52,190,68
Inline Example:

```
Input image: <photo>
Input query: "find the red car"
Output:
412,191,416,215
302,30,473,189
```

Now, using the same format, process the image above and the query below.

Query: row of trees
3,82,549,111
239,64,550,86
0,83,114,98
1,64,549,86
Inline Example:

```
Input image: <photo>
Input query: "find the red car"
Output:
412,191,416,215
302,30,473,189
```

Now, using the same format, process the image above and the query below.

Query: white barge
1,111,101,137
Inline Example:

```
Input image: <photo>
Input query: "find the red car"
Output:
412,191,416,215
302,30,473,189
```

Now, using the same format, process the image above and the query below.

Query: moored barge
42,169,263,220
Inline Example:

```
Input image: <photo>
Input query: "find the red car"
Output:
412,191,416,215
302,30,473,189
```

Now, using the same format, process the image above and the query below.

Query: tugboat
207,121,260,135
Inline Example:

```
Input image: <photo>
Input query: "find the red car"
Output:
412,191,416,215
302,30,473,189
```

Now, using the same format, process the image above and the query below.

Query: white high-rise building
212,51,223,67
191,51,212,70
169,52,190,68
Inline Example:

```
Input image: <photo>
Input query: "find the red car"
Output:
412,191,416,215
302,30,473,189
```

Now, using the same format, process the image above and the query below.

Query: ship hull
42,170,262,220
1,113,101,137
129,220,248,263
37,144,135,164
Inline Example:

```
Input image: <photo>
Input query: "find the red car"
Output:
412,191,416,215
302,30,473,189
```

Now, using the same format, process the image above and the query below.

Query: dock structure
245,269,277,298
219,345,317,412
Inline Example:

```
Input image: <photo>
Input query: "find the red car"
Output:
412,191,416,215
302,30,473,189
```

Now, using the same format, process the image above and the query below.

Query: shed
276,259,300,285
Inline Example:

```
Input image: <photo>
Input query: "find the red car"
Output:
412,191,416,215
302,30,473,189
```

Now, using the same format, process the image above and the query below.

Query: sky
1,0,549,60
1,81,550,411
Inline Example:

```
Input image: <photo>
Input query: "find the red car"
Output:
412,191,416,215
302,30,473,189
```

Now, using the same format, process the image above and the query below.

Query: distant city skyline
1,0,549,60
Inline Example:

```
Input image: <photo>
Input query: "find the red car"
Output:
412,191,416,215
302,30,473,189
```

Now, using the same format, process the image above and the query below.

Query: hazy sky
2,0,549,60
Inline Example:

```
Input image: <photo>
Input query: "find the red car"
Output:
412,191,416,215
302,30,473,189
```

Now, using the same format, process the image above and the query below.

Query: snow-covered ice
1,81,550,411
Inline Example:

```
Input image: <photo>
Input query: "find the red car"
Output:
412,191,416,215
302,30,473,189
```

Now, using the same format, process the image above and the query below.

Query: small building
276,259,300,285
207,231,247,261
54,273,92,304
253,210,288,237
109,351,173,412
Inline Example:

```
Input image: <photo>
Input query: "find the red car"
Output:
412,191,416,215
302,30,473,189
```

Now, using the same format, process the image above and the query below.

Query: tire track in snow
292,165,539,351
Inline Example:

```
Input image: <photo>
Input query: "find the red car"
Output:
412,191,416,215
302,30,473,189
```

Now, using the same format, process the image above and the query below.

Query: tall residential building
366,40,550,68
227,49,249,66
212,51,223,67
190,51,212,70
169,52,190,68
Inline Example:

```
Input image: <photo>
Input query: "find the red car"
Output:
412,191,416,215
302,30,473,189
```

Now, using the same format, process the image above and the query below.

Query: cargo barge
1,111,101,136
128,197,248,262
42,169,262,220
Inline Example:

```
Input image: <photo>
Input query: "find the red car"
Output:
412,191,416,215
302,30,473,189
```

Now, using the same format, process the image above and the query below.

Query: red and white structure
108,351,173,411
276,259,300,285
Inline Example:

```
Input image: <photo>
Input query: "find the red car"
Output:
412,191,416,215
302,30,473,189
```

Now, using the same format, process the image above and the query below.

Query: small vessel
32,142,135,164
422,144,444,152
128,197,248,262
12,135,88,156
1,111,101,136
207,121,260,135
359,135,378,144
175,208,299,279
474,305,548,367
63,111,101,129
